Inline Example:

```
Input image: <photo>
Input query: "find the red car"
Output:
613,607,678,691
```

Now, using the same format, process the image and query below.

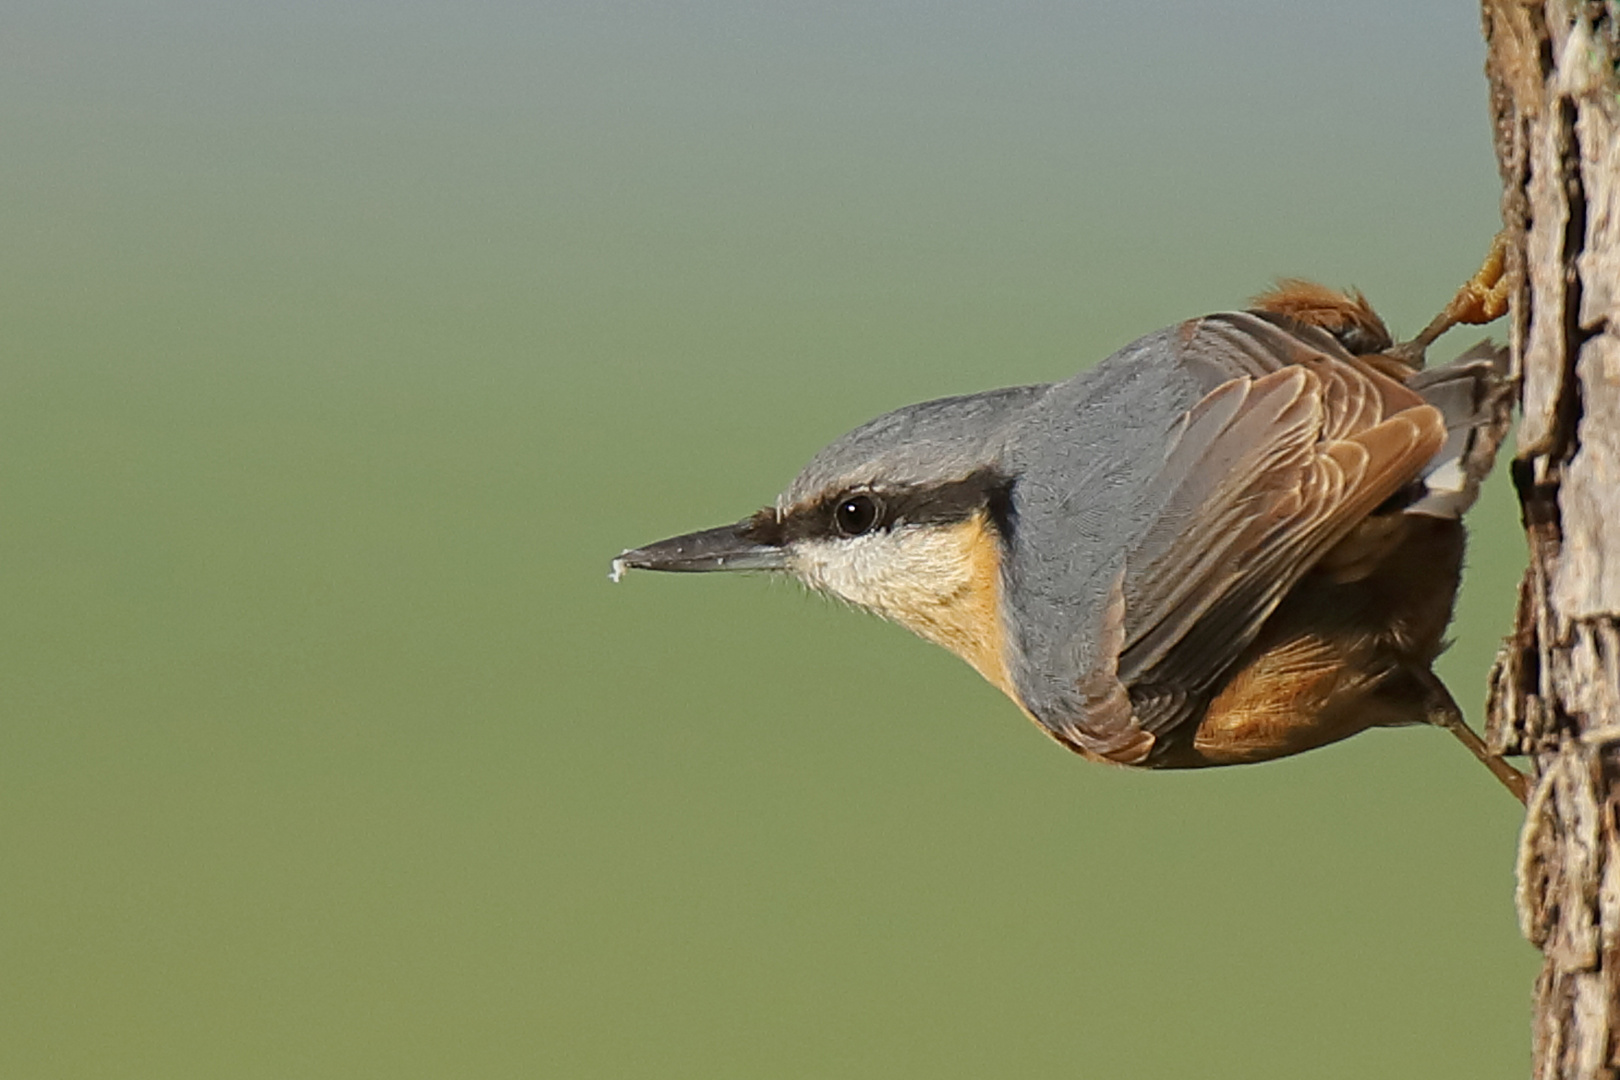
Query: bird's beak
611,519,787,582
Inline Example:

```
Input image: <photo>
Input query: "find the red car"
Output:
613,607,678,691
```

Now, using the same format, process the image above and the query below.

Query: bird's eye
834,493,882,537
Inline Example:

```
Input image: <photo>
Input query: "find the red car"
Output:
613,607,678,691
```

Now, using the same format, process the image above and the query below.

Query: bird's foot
1392,232,1512,365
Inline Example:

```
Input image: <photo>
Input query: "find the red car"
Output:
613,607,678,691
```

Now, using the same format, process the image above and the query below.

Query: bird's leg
1415,667,1528,804
1438,711,1529,805
1389,232,1511,365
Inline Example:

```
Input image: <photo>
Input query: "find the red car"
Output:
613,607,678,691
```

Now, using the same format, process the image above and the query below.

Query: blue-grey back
998,327,1221,724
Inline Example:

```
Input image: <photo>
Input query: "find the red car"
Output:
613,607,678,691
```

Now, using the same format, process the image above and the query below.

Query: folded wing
1016,313,1444,764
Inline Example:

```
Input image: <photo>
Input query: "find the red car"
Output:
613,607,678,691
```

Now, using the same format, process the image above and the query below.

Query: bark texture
1482,2,1620,1076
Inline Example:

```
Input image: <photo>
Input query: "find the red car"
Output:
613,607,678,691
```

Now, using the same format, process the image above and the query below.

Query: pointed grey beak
611,519,787,581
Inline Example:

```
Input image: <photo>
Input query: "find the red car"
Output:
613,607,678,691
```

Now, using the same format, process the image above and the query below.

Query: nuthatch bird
615,248,1526,801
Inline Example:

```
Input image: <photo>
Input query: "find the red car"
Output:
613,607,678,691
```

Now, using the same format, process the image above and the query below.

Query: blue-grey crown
783,384,1050,505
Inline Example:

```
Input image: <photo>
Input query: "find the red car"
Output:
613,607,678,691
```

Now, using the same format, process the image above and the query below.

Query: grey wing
1012,313,1445,764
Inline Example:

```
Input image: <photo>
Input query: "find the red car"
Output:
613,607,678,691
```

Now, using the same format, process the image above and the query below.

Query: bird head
613,385,1047,695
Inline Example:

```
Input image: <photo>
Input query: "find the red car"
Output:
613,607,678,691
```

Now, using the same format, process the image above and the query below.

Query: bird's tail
1403,342,1512,519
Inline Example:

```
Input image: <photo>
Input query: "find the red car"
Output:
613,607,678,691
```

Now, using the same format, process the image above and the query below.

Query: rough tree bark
1481,2,1620,1076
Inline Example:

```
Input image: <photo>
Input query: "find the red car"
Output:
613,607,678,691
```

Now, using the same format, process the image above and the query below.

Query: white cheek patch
791,534,893,606
789,526,977,619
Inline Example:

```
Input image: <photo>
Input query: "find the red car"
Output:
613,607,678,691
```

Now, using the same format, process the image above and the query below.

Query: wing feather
1018,312,1444,762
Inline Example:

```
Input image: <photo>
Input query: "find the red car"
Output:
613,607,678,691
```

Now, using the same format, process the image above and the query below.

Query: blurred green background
0,2,1536,1077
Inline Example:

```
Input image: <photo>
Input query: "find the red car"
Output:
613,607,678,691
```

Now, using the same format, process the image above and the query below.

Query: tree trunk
1481,2,1620,1076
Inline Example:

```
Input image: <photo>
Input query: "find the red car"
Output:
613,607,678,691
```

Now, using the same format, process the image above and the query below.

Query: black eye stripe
741,467,1012,546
